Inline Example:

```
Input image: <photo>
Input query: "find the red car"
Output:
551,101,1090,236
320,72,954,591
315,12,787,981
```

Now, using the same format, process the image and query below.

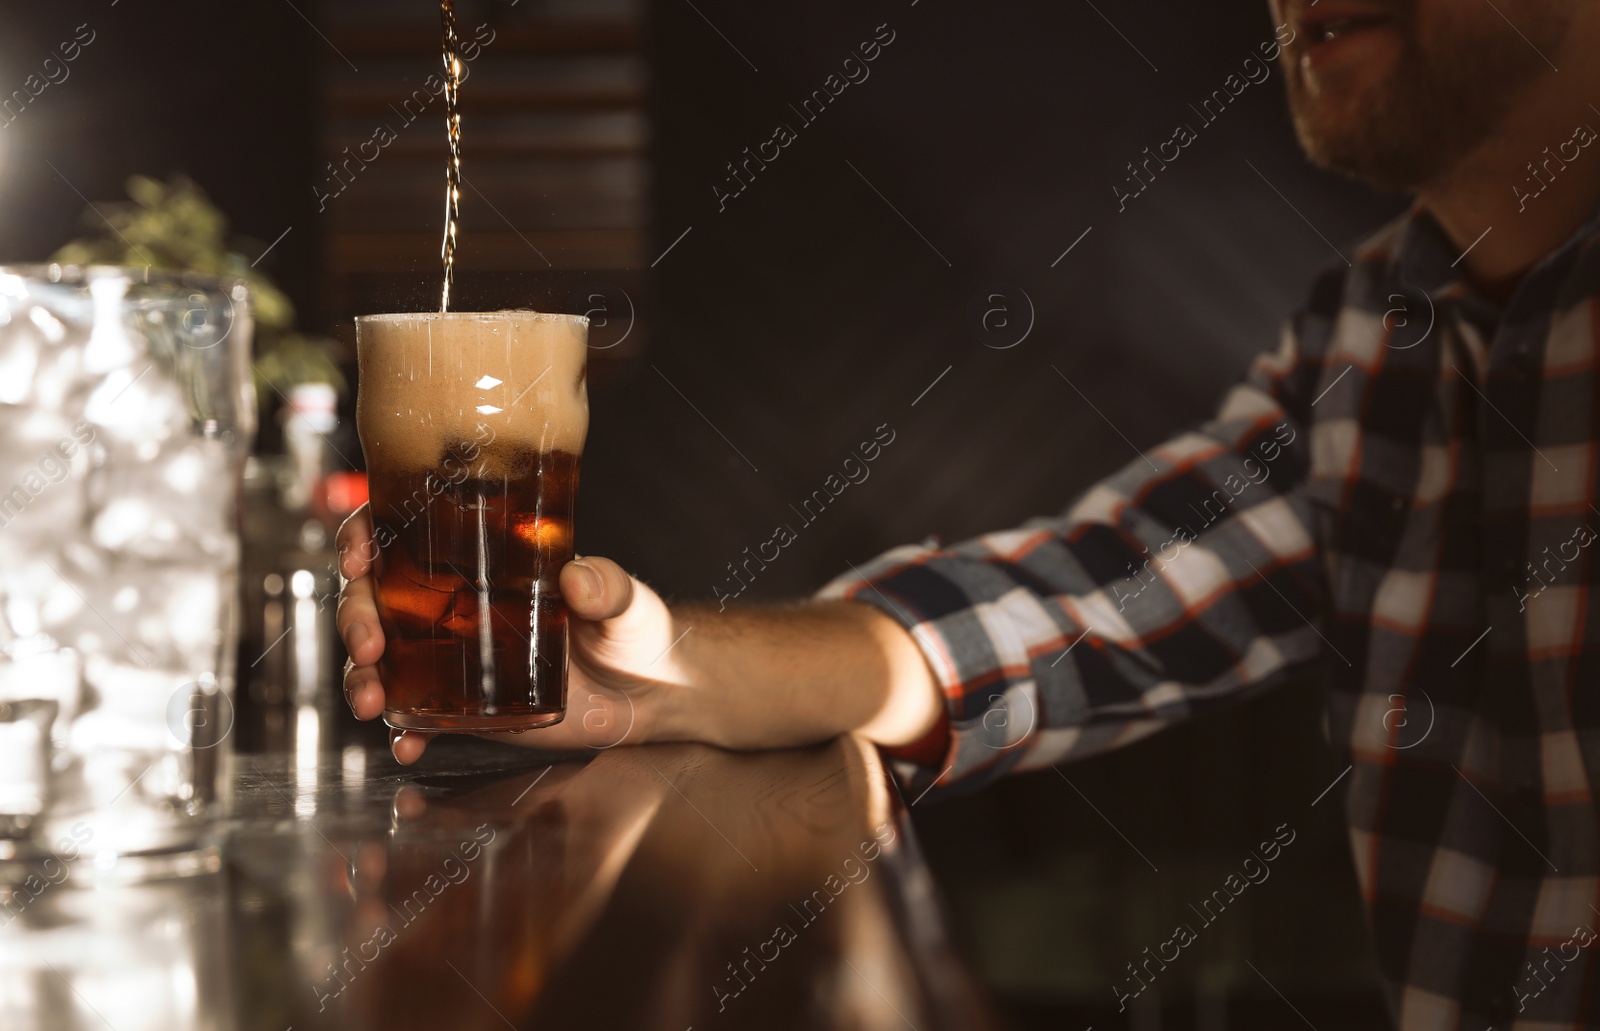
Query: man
336,0,1600,1025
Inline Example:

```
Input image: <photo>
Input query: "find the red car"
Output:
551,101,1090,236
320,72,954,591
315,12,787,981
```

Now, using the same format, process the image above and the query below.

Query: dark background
0,0,1406,1026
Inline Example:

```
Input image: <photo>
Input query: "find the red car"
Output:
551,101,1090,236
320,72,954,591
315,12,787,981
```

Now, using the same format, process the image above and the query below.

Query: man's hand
335,504,944,765
336,504,690,764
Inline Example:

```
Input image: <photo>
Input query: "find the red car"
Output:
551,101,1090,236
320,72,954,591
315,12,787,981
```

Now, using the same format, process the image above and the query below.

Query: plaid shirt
821,203,1600,1029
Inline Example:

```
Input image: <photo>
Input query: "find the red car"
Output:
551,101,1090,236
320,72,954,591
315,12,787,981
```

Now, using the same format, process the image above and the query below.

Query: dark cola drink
356,312,589,731
367,448,579,729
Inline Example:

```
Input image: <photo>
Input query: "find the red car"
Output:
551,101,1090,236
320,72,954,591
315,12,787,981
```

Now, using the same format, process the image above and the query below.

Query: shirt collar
1390,195,1600,329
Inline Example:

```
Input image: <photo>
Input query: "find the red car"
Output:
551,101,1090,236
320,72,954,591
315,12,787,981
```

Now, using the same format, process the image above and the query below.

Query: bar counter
2,735,996,1031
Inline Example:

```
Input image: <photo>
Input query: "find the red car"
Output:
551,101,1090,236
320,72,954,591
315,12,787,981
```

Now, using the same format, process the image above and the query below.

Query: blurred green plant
52,173,346,399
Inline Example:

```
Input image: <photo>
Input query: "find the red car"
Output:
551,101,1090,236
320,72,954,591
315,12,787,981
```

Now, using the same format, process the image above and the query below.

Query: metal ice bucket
0,265,254,883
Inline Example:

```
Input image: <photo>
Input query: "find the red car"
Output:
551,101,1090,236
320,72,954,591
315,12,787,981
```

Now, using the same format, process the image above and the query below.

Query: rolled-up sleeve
817,305,1336,802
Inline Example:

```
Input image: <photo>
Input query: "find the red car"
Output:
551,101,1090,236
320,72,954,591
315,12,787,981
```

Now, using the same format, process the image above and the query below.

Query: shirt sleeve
817,290,1338,802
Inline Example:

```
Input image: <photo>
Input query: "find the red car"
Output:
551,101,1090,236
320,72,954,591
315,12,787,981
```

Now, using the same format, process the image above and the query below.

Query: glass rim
356,310,590,326
0,262,250,287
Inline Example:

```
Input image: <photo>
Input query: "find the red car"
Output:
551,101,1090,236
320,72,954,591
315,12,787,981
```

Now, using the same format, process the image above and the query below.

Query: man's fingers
336,574,386,667
343,661,385,721
390,729,435,765
336,503,387,719
352,549,647,765
336,505,377,581
561,556,635,622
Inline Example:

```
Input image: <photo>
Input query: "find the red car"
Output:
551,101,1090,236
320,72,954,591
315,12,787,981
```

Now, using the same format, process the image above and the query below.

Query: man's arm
820,281,1342,800
657,600,944,750
336,526,943,763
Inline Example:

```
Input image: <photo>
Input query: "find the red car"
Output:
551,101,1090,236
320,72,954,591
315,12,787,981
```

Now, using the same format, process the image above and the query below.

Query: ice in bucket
0,266,254,879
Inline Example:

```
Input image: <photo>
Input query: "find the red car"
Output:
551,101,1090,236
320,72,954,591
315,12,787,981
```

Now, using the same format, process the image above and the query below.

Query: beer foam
356,312,589,472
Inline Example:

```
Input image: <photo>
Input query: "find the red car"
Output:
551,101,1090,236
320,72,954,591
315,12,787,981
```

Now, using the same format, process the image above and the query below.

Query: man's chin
1288,86,1442,194
1296,133,1431,194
